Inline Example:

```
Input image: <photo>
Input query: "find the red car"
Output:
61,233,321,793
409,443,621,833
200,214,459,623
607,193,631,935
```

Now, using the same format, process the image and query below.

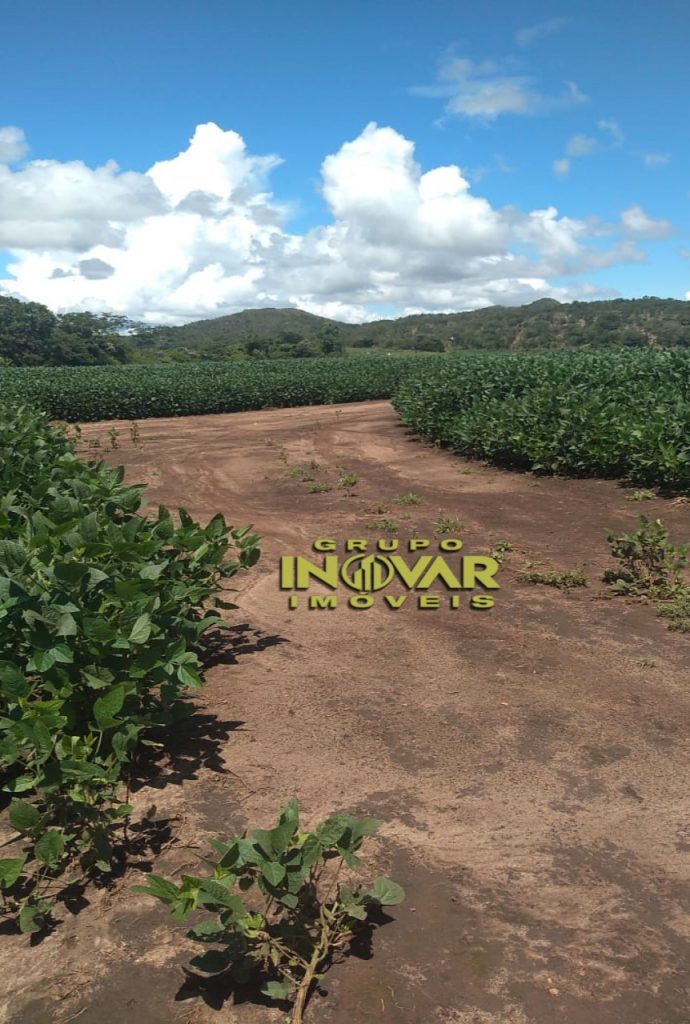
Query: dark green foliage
136,799,404,1023
0,296,132,366
393,349,690,493
0,355,436,421
0,405,260,928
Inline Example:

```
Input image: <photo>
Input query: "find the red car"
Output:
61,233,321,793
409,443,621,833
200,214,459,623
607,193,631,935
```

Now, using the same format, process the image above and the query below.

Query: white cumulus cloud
0,122,671,323
620,205,672,239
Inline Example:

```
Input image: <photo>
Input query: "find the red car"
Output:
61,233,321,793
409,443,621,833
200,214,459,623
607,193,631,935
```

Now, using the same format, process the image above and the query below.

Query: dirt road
5,400,690,1024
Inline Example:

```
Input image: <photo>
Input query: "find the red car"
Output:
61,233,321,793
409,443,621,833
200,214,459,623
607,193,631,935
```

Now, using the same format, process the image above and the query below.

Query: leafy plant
604,515,690,631
0,404,261,929
604,515,688,596
305,482,332,494
135,800,404,1023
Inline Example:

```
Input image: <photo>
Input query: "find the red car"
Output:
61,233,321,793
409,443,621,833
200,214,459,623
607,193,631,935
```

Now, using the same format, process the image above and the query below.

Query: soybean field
0,355,437,422
394,348,690,492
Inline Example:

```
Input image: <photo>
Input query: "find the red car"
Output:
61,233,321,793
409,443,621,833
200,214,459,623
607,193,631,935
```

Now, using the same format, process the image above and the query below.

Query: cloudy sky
1,0,688,324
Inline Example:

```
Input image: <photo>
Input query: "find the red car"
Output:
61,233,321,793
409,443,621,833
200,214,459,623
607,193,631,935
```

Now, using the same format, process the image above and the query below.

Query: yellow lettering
387,555,434,589
294,555,339,590
439,538,463,552
345,539,368,552
417,556,462,590
409,538,430,551
462,557,500,590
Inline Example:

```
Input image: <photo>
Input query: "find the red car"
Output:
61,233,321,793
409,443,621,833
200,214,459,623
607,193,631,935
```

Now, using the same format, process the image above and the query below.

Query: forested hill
2,293,690,366
138,296,690,357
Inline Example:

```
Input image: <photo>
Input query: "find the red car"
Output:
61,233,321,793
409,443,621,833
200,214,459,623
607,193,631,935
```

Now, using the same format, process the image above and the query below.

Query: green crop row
0,355,440,422
0,405,260,931
392,349,690,492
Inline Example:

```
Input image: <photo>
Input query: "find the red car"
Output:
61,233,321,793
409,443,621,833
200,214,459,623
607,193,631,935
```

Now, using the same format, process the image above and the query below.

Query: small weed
393,492,423,507
491,540,515,564
306,481,332,494
519,568,587,590
366,518,399,533
288,467,314,482
604,515,688,598
129,421,142,448
365,504,389,515
107,426,119,450
434,514,462,534
626,489,655,502
135,800,404,1024
338,473,358,488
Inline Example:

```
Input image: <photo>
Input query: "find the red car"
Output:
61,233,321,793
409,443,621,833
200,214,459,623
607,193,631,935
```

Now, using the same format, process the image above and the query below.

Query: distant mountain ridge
3,293,690,367
137,296,690,355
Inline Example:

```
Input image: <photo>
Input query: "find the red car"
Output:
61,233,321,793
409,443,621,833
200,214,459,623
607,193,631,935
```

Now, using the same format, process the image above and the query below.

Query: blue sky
1,0,688,323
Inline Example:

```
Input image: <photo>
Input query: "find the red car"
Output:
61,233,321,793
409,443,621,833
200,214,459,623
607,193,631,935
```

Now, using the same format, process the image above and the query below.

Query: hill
3,294,690,366
134,296,690,359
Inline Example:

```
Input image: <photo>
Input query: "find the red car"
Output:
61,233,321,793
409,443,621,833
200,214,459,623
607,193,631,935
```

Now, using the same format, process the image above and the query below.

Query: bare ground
3,400,690,1024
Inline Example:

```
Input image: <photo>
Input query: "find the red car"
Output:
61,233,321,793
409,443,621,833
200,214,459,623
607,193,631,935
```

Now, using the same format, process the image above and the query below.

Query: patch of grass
626,489,656,502
338,473,358,488
393,492,423,506
365,503,389,515
366,518,400,533
306,481,332,494
518,568,587,590
434,514,462,534
657,592,690,632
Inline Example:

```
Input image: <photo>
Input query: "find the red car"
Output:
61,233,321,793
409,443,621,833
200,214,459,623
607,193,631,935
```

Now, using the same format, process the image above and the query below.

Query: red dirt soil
3,400,690,1024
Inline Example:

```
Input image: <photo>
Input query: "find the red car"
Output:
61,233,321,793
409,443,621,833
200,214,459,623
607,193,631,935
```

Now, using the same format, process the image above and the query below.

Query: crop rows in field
393,349,690,492
0,355,439,422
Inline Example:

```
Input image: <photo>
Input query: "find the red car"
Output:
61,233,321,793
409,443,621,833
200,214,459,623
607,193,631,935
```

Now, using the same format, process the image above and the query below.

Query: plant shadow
128,712,246,793
173,907,395,1014
201,623,289,670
